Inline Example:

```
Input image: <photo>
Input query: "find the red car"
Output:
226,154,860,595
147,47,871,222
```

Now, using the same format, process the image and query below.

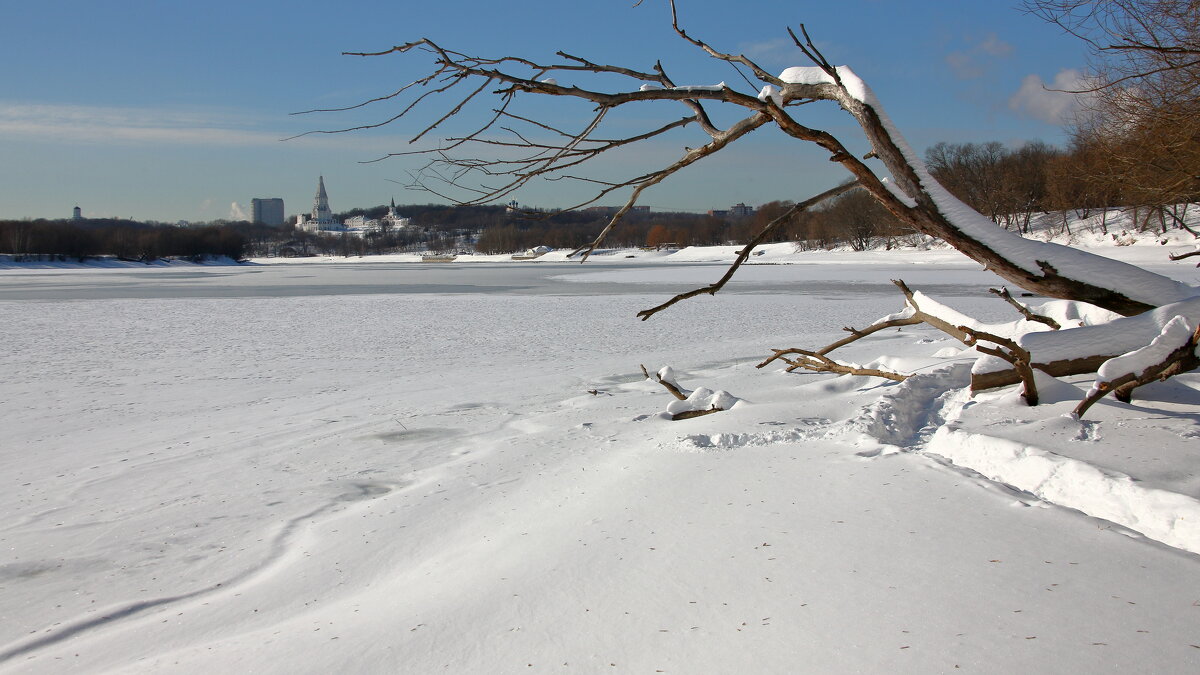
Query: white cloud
978,34,1014,58
0,102,287,146
1008,69,1089,124
946,33,1014,79
0,102,406,151
229,201,248,220
945,51,983,79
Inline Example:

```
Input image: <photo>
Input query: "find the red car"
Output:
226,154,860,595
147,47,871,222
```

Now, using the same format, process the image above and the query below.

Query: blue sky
4,0,1089,223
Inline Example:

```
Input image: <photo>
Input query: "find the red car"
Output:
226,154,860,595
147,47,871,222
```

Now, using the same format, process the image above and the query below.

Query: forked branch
989,287,1062,330
312,2,1194,319
756,279,985,381
641,364,689,400
757,348,910,381
961,328,1040,406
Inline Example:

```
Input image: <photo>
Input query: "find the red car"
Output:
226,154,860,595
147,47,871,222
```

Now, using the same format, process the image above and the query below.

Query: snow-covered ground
2,244,1199,673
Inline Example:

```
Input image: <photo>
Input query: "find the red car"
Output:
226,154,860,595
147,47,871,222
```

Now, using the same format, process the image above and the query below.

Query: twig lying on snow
1168,248,1200,263
641,365,741,420
672,406,725,421
757,347,909,381
641,364,688,400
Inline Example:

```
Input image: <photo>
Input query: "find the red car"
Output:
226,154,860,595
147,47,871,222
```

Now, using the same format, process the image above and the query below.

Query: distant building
382,198,411,230
251,198,285,226
729,203,755,217
308,176,335,226
297,180,412,237
338,200,411,235
297,176,341,233
72,206,82,221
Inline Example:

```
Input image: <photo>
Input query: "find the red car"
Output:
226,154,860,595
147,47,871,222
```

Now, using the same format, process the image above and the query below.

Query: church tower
312,175,333,225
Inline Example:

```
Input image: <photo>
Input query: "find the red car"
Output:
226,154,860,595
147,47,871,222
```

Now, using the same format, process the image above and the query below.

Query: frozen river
6,255,1198,673
0,256,1003,302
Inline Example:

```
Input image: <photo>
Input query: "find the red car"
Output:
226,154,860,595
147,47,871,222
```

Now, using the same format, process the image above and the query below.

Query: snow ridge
927,426,1200,555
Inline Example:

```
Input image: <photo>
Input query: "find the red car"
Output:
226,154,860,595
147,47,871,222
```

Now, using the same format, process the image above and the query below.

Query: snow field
2,259,1199,672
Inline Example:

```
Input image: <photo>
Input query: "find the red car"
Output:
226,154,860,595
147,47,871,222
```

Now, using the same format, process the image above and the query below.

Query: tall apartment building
251,197,286,226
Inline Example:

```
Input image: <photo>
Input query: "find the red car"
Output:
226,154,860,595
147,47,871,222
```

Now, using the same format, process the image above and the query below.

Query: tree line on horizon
0,218,253,263
5,96,1197,262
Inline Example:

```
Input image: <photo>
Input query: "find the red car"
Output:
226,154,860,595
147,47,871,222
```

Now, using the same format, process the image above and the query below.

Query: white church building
296,176,410,236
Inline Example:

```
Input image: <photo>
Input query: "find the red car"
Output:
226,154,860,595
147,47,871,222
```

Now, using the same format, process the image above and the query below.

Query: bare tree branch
961,327,1040,406
891,280,972,343
634,181,861,320
641,364,688,400
310,9,1194,320
671,406,725,421
1074,321,1200,417
756,279,997,381
571,112,771,261
668,0,784,87
757,348,910,381
989,287,1062,329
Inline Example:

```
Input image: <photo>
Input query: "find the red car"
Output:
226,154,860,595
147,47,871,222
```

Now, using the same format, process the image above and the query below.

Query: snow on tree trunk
774,65,1197,316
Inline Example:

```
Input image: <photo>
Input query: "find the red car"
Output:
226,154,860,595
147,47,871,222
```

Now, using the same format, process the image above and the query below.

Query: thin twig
634,181,861,320
989,287,1061,329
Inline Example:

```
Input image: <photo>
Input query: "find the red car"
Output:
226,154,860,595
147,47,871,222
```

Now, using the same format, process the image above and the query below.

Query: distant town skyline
5,1,1091,223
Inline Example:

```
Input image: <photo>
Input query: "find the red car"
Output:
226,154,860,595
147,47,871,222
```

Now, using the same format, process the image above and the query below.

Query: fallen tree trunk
971,296,1200,391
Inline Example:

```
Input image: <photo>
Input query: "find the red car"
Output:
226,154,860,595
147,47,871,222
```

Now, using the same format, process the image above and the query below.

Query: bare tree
306,1,1192,317
1027,0,1200,221
1023,0,1200,86
926,141,1010,225
308,1,1199,407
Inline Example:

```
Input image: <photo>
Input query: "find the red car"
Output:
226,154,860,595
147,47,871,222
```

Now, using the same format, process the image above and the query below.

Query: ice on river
2,255,1198,673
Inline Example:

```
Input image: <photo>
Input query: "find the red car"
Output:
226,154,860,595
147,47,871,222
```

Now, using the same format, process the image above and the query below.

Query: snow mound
664,386,742,418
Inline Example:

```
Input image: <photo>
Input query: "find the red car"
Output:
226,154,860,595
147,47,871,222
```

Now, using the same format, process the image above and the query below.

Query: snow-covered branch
1073,316,1200,417
972,297,1200,391
317,11,1197,318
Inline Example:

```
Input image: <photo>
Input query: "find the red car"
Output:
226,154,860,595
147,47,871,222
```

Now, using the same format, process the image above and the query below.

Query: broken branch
961,328,1040,406
1074,319,1200,418
757,348,909,381
641,364,688,400
989,287,1061,330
